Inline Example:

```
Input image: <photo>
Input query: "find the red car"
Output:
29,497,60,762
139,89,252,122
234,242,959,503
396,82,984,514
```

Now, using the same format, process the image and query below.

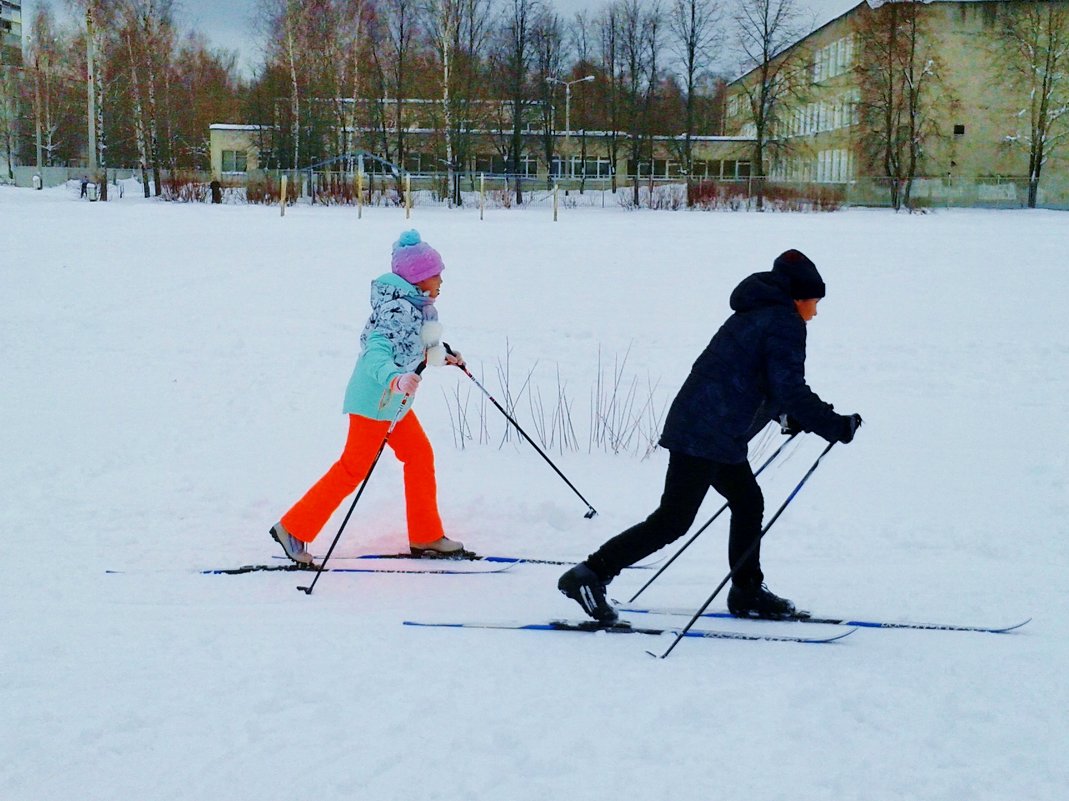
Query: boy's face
794,298,820,322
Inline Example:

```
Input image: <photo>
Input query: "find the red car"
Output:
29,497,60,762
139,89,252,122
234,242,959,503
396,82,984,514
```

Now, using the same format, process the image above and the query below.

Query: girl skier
271,230,465,565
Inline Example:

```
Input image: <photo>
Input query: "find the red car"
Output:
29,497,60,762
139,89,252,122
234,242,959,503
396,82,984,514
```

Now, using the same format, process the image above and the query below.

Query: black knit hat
773,249,826,299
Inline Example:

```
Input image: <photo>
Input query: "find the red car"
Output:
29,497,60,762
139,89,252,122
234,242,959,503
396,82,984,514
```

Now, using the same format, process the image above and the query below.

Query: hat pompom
396,229,422,249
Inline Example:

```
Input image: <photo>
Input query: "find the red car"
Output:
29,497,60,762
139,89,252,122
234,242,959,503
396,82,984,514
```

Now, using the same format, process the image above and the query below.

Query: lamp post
547,74,594,179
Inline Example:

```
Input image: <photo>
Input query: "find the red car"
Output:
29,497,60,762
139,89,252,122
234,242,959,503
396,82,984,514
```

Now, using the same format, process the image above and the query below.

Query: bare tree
169,33,244,170
596,3,623,192
618,0,662,205
370,0,418,173
423,0,463,204
121,18,151,193
27,5,82,169
668,0,721,192
303,0,367,167
854,0,943,210
119,1,175,195
0,46,18,180
259,0,309,169
72,0,121,198
732,0,808,210
531,7,564,189
497,0,539,203
452,0,495,194
995,1,1069,208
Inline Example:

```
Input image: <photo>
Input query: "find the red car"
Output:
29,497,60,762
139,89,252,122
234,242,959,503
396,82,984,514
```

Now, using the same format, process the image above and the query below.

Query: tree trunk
125,30,152,198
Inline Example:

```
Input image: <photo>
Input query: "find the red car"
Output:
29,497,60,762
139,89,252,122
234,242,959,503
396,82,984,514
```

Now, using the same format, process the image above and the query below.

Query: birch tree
424,0,462,203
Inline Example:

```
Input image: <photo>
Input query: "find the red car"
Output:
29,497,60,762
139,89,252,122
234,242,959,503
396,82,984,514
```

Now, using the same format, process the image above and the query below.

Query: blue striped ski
402,619,856,644
614,605,1031,634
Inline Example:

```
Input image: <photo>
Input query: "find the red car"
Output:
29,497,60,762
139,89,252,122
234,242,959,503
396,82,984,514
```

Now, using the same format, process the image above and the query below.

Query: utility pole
33,47,43,171
86,4,97,173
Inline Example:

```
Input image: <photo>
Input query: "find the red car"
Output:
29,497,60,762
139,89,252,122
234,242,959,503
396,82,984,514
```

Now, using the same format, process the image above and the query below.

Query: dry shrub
161,173,210,203
689,180,844,212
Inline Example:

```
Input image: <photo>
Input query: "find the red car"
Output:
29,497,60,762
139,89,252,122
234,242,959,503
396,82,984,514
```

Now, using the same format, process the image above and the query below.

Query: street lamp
547,75,594,181
546,74,595,139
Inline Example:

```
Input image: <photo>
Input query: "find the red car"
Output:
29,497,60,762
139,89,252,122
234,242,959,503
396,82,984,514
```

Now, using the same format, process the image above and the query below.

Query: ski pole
651,440,837,660
298,363,425,596
445,344,597,519
627,431,800,604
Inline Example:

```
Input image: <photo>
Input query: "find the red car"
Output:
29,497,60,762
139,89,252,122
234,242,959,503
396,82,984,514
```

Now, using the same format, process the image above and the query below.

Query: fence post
553,182,559,222
405,174,412,219
357,170,364,219
480,172,485,220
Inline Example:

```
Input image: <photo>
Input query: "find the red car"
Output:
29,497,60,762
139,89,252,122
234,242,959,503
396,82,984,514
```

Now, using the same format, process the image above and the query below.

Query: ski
614,605,1031,634
402,619,855,644
208,561,516,575
271,553,654,569
107,562,515,576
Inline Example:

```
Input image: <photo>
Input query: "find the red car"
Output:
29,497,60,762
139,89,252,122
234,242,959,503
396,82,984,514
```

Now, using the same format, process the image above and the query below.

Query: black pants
587,451,765,585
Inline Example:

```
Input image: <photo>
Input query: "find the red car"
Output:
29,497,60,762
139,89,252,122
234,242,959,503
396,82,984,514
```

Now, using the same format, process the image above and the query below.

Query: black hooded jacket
659,270,843,463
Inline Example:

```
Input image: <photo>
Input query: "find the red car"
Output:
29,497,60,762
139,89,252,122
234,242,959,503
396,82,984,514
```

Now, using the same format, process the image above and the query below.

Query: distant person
270,230,468,566
80,176,89,199
558,250,862,623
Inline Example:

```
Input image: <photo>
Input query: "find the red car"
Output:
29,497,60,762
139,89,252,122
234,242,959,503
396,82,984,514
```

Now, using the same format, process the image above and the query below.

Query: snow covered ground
3,183,1067,801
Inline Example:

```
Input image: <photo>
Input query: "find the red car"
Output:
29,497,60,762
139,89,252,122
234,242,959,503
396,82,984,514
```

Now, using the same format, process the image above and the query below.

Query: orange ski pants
281,412,445,545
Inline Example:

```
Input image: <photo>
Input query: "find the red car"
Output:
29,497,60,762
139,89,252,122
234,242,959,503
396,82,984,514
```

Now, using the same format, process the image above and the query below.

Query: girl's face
416,274,443,299
794,298,820,322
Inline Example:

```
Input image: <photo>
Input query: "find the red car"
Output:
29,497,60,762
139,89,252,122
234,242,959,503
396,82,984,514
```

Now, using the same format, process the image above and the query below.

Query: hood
369,272,419,310
729,271,796,314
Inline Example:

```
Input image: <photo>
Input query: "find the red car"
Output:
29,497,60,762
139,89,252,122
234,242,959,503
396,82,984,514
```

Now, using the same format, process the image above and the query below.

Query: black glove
837,413,863,444
778,414,803,435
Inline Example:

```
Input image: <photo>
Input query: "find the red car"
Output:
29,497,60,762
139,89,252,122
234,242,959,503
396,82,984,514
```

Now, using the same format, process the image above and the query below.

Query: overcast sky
19,0,858,78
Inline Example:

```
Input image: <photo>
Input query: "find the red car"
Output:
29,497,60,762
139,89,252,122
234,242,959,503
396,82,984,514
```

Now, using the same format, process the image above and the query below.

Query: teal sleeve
363,331,401,389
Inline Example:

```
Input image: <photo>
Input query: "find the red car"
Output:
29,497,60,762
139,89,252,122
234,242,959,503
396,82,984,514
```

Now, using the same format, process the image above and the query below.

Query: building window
404,153,426,174
520,155,538,177
815,149,854,183
475,154,507,175
812,35,855,83
954,124,966,136
221,149,247,173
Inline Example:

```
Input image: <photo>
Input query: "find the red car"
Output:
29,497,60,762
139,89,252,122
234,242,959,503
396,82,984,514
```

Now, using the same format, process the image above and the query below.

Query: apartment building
724,0,1069,206
1,0,21,66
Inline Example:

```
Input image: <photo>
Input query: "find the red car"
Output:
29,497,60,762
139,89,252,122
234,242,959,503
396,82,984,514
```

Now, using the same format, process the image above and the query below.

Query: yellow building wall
724,0,1069,199
209,126,261,179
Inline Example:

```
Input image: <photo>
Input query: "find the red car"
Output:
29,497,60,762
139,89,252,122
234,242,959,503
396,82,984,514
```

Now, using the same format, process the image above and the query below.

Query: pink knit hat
391,229,444,284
